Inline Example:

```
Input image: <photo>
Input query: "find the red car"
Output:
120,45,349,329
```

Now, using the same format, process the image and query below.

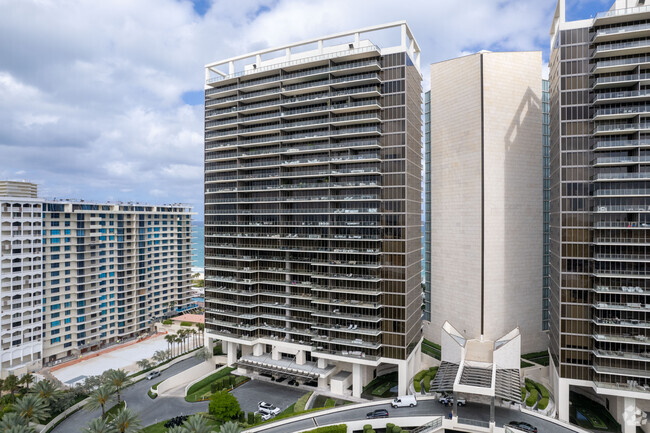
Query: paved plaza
51,334,171,385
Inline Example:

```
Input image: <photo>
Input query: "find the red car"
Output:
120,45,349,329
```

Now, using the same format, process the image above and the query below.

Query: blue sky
0,0,616,221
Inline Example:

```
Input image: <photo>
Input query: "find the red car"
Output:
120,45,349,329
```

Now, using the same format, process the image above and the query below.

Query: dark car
366,409,389,419
507,421,538,433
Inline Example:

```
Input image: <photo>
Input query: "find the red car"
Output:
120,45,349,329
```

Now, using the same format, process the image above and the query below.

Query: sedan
146,371,161,380
366,409,389,419
507,421,538,433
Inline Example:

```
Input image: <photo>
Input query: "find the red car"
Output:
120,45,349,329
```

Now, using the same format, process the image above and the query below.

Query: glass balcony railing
594,89,650,102
595,188,650,196
595,73,650,87
594,156,650,164
593,55,650,73
594,172,650,181
593,123,650,134
595,39,650,55
594,139,650,150
595,21,650,39
594,106,650,118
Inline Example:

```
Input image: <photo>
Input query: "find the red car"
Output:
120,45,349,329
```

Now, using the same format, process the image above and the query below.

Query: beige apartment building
426,51,547,354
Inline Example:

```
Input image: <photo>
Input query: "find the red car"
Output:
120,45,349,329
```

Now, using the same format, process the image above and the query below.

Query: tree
167,427,185,433
12,394,50,424
85,385,114,419
209,391,240,423
179,414,212,433
152,350,168,364
82,417,117,433
0,424,35,433
109,407,141,433
136,359,152,371
196,323,205,346
3,375,20,402
19,374,34,391
104,370,130,405
0,412,29,431
219,421,242,433
30,379,62,407
164,334,176,358
177,329,189,354
194,348,211,362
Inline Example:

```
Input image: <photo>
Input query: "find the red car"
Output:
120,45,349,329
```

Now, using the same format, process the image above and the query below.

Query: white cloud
0,0,558,220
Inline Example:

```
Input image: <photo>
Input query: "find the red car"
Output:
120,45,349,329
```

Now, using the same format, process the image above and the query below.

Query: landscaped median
185,367,251,402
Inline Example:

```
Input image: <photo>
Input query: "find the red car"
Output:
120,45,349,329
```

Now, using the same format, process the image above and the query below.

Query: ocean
192,222,204,269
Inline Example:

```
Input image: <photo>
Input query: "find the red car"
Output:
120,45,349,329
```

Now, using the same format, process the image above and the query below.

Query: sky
0,0,613,222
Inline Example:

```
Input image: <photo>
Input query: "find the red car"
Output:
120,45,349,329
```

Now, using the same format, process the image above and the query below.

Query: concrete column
255,54,261,67
252,343,263,357
354,32,360,47
490,396,495,423
296,350,306,365
398,361,408,396
241,345,252,357
226,342,237,366
318,40,323,54
318,376,328,389
285,47,291,61
228,61,234,75
453,391,458,418
620,396,637,433
556,378,570,423
352,363,363,398
400,24,407,50
271,346,280,361
317,357,327,369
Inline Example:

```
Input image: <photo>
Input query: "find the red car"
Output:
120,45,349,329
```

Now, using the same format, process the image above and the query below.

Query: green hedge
180,321,193,327
538,397,549,410
294,392,313,412
521,387,526,402
300,425,347,433
525,379,536,392
413,369,428,382
147,389,157,399
422,375,431,392
413,380,421,393
525,389,538,407
162,319,172,325
535,382,550,399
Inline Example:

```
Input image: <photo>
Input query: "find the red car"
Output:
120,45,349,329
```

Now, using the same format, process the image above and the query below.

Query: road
253,399,580,433
52,357,208,432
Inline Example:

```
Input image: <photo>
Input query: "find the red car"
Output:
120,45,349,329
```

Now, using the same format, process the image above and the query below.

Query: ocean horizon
192,222,204,269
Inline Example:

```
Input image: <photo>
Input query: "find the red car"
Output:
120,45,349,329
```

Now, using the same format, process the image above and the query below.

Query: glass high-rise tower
203,22,423,398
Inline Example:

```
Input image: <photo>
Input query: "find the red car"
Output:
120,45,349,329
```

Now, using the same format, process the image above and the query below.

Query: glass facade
204,48,423,362
543,79,550,331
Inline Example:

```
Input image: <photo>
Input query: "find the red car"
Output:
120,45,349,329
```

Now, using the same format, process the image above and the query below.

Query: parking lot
230,379,308,413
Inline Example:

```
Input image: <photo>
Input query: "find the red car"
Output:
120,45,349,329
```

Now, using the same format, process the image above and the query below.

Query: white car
258,401,281,415
146,371,161,380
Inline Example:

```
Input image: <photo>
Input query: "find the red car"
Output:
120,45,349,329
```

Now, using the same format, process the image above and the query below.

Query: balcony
594,89,650,104
593,362,650,379
593,122,650,135
593,172,650,181
594,21,650,43
594,5,650,26
594,317,650,328
595,301,650,312
593,39,650,58
593,349,650,362
594,333,650,345
593,105,650,120
595,188,650,197
594,285,647,294
594,204,650,213
595,253,650,261
592,55,650,74
593,72,650,90
594,155,650,165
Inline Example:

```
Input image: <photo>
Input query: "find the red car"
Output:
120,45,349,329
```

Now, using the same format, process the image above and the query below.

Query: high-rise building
40,200,194,365
425,51,547,354
0,181,43,378
543,79,551,331
549,0,650,428
423,90,431,322
203,22,423,397
1,181,194,371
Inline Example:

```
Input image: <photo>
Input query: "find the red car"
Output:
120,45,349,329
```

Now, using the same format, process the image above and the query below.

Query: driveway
52,357,207,432
230,380,308,413
254,399,583,433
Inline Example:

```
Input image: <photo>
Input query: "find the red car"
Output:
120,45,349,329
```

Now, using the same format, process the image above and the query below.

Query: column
296,350,306,365
226,341,237,366
489,396,495,428
453,391,458,419
271,346,280,361
317,357,327,369
397,361,408,396
352,363,364,398
400,24,407,51
253,343,263,356
556,378,570,422
621,396,637,433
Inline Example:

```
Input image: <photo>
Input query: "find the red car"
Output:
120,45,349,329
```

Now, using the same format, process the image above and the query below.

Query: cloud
0,0,560,221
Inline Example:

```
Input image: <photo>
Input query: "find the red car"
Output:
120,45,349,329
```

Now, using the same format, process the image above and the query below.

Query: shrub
386,423,395,431
525,389,538,407
248,411,255,424
213,344,224,356
538,397,549,410
363,424,372,431
254,413,262,424
422,375,431,392
413,370,428,382
180,321,193,327
239,411,245,423
147,390,157,399
413,380,421,392
294,392,313,412
535,382,550,399
162,319,172,325
300,425,347,433
209,390,240,422
392,426,402,433
524,378,536,392
521,387,526,402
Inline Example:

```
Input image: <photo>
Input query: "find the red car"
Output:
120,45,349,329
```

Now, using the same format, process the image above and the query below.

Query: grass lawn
106,401,126,418
569,391,620,432
362,372,398,399
520,360,534,368
422,339,441,360
521,351,550,366
185,367,235,402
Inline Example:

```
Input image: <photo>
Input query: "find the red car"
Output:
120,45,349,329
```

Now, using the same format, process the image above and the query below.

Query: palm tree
135,359,152,371
196,323,205,346
218,421,242,433
176,329,187,354
0,412,28,430
30,379,62,406
13,394,50,424
82,417,116,433
85,384,114,419
152,350,167,364
19,373,34,391
194,347,211,362
164,334,176,358
105,369,130,405
0,424,36,433
180,414,212,433
166,427,184,433
109,407,141,433
3,374,20,402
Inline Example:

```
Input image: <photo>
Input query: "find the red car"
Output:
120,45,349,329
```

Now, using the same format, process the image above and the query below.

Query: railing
596,4,650,19
595,188,650,196
595,39,650,55
594,123,650,134
457,418,490,428
595,72,650,87
593,55,650,72
594,172,650,180
595,21,650,38
595,155,650,164
594,89,650,102
594,139,650,150
594,106,650,118
206,45,380,83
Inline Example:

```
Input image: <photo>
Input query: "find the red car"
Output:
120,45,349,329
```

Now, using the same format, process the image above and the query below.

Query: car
257,401,281,416
391,395,417,408
366,409,389,419
146,371,161,380
507,421,538,433
439,395,466,406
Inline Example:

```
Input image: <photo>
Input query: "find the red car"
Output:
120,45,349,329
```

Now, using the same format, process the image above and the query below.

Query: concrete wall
426,51,547,354
157,359,215,395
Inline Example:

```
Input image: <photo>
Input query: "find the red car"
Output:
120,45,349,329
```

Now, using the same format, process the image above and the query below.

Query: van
391,394,417,408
